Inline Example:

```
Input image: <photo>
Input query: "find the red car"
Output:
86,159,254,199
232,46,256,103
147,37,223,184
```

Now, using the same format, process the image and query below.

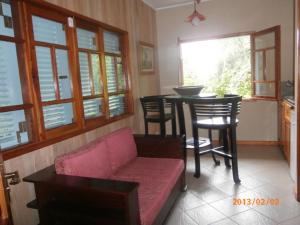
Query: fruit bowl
173,86,205,96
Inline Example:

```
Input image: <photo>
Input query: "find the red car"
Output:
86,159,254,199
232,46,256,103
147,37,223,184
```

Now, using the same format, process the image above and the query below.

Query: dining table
163,93,217,165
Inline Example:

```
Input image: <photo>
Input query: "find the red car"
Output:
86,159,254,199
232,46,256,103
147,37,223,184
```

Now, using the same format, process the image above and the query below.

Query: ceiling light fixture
185,0,206,26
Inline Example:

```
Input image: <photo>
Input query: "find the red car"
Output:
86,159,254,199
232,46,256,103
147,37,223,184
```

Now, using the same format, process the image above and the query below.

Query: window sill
242,97,278,102
2,112,135,160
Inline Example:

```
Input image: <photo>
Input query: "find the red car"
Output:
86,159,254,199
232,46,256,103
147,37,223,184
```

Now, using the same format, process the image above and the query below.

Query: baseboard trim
237,140,280,146
212,140,280,146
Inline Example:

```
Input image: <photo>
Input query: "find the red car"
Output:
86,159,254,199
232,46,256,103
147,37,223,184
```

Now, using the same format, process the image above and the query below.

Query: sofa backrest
55,140,113,179
103,127,137,172
54,127,137,178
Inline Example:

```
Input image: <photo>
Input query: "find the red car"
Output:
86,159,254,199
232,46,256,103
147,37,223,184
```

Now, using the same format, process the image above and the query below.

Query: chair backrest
187,96,242,125
140,95,173,117
224,94,241,114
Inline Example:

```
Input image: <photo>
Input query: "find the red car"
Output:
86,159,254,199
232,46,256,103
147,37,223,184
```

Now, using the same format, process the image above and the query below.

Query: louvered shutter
77,28,103,119
0,40,29,149
83,99,102,119
105,56,117,93
43,103,73,129
104,31,120,54
104,31,127,118
77,28,97,50
32,16,66,45
32,15,74,129
35,46,56,101
109,95,125,117
78,52,92,96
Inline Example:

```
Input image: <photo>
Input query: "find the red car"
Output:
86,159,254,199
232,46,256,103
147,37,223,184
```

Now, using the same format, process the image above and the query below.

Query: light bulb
191,16,201,26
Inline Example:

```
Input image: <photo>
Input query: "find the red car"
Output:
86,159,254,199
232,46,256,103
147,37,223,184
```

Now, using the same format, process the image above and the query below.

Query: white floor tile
186,204,226,225
231,209,277,225
210,197,250,217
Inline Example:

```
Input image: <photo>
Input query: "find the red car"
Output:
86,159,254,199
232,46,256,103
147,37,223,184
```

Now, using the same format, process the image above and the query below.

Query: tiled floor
164,145,300,225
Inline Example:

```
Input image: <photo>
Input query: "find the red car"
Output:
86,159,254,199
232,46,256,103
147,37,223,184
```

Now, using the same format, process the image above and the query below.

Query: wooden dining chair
187,96,242,183
140,95,176,136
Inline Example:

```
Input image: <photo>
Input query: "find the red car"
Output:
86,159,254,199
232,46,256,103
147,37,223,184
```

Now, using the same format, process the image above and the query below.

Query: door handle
4,171,20,185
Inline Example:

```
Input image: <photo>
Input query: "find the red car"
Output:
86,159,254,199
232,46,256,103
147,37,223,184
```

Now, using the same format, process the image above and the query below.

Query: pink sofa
24,128,186,225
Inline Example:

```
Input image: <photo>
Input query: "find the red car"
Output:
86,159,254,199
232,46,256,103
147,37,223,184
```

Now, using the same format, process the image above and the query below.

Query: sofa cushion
112,157,184,225
55,140,113,179
104,127,137,172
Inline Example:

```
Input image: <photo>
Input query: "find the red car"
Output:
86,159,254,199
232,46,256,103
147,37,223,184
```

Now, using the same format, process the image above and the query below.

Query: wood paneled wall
4,1,159,224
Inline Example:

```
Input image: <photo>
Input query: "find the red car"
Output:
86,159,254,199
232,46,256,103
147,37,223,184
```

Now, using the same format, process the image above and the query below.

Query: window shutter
109,95,125,117
0,112,16,149
43,103,73,129
104,31,127,118
32,16,66,45
35,46,56,101
105,56,117,93
77,28,97,50
83,98,102,118
78,52,92,96
104,31,120,54
0,1,14,37
0,111,29,150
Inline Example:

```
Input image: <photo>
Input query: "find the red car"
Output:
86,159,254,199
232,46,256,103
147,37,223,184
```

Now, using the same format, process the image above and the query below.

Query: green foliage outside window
182,36,251,98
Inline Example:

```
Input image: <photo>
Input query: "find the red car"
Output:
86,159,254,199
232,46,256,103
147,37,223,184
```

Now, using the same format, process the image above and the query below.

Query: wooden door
0,154,14,225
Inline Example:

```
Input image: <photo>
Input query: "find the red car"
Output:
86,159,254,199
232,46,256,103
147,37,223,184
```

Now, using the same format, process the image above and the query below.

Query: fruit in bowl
173,86,205,96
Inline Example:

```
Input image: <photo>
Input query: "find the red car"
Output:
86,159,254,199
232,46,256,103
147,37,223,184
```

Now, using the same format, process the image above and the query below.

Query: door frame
297,0,300,202
0,154,13,225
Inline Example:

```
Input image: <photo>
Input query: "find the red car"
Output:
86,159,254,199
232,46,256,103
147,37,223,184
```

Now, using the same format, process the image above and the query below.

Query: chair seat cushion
112,157,184,225
197,117,239,129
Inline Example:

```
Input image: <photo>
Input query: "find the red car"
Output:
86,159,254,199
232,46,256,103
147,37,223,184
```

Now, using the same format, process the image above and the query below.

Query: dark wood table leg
175,100,187,167
230,127,241,183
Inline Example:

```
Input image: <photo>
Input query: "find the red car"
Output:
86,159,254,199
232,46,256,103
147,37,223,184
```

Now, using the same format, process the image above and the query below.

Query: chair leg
160,122,166,137
171,118,177,137
209,129,220,166
230,127,241,184
223,129,231,168
144,120,149,136
193,127,201,178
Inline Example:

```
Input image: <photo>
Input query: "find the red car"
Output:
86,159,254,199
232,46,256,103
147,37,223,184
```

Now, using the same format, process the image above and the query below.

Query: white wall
156,0,294,141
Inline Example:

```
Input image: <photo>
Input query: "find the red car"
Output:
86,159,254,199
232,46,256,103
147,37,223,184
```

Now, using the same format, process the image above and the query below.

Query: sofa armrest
134,135,184,159
23,166,141,225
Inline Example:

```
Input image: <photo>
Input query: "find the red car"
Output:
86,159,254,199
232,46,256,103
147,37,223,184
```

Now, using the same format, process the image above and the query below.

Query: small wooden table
164,94,217,165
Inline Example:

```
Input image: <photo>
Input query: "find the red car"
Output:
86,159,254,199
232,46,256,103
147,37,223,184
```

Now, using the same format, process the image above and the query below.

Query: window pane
0,1,14,37
35,46,56,101
0,110,29,150
255,51,264,81
104,31,120,54
255,83,275,97
32,16,66,45
43,103,73,129
79,52,92,96
105,56,117,93
77,28,97,50
91,54,102,94
116,57,126,90
56,49,72,99
255,32,275,50
109,94,125,117
265,49,275,81
0,41,23,106
83,98,102,119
